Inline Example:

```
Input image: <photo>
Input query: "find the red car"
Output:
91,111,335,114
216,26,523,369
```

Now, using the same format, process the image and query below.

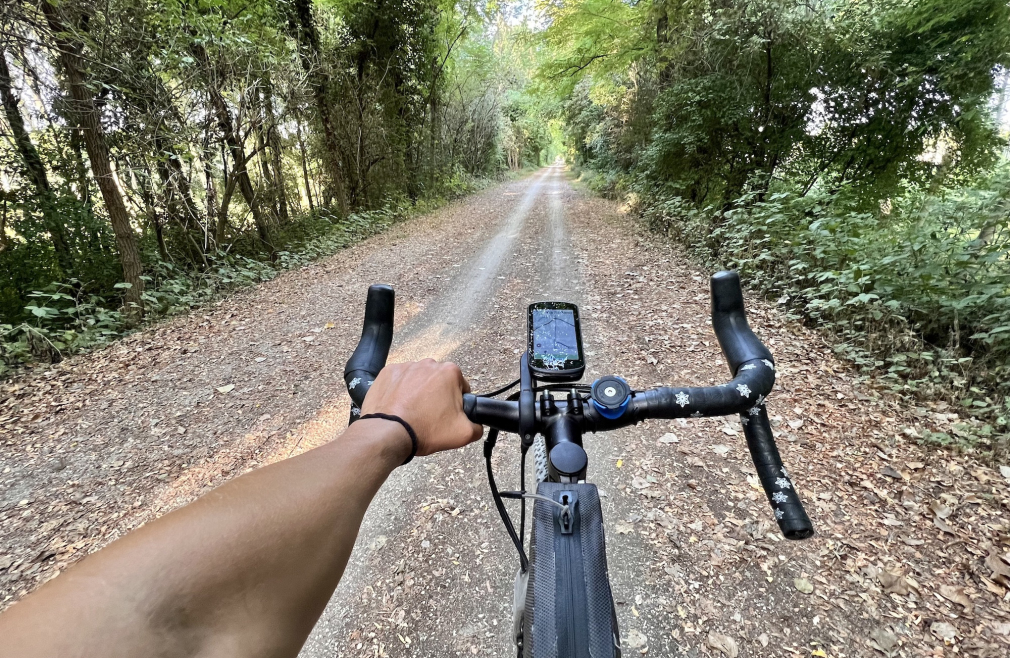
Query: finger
468,422,484,443
443,362,470,395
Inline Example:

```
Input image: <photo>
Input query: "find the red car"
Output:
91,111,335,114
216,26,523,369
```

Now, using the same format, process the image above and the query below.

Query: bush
638,168,1010,452
0,199,425,377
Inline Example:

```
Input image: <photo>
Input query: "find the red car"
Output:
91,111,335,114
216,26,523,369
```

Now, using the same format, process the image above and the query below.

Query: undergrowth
578,166,1010,457
0,178,488,378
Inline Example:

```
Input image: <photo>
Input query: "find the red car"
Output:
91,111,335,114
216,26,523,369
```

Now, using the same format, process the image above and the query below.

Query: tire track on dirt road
0,171,545,613
299,167,555,657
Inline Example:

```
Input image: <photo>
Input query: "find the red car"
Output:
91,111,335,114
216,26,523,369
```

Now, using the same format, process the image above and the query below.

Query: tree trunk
263,83,290,222
133,161,168,261
190,42,272,248
0,48,74,275
1,192,8,253
216,141,233,246
251,88,279,221
288,0,348,214
216,173,238,246
142,69,205,242
202,129,221,249
294,114,315,212
40,1,144,315
269,125,290,222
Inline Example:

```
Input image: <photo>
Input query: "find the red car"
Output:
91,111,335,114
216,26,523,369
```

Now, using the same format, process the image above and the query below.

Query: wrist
357,414,418,464
350,417,413,465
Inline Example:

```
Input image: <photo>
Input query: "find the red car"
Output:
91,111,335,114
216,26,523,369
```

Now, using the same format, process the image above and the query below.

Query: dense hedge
602,169,1010,453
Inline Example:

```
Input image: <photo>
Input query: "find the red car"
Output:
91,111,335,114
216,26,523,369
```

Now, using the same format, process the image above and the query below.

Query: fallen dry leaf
706,631,739,657
929,500,952,519
878,570,909,595
868,627,898,655
991,621,1010,636
933,515,956,535
881,465,903,479
930,621,957,642
625,629,647,649
938,584,973,613
985,549,1010,582
794,577,814,594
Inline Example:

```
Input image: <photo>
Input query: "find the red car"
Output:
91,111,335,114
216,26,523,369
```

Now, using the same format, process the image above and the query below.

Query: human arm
0,359,482,658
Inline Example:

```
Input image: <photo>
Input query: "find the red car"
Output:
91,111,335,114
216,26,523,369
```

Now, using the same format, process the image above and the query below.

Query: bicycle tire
534,436,549,484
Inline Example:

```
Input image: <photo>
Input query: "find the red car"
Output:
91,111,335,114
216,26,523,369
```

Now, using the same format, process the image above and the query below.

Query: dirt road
2,167,1009,657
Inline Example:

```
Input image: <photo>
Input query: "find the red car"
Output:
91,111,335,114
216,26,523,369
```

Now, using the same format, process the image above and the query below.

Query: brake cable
501,490,570,521
482,383,590,572
484,426,528,571
476,378,520,398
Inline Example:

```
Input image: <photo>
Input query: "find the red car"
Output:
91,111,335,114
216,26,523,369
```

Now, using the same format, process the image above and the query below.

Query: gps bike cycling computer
527,301,586,381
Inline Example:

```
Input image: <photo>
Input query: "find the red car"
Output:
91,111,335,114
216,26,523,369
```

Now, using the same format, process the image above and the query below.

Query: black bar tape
635,358,775,419
740,405,814,540
710,271,774,375
344,284,395,423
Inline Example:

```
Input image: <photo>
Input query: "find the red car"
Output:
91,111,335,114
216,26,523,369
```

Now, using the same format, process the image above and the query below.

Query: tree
40,0,144,314
0,46,74,275
285,0,348,214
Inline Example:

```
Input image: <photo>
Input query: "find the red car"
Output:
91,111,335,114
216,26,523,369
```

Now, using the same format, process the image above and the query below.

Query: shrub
638,169,1010,452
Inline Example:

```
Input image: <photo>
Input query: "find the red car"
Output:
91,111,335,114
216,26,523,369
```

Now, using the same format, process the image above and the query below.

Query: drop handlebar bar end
742,406,815,540
344,284,395,418
711,271,773,375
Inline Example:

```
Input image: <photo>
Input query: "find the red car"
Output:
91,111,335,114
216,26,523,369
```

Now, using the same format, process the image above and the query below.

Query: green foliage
0,176,485,376
534,0,651,95
546,0,1010,204
1,0,517,361
638,166,1010,451
535,0,1010,453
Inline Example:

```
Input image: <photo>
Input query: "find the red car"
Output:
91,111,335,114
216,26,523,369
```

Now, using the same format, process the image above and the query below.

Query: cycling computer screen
527,302,585,381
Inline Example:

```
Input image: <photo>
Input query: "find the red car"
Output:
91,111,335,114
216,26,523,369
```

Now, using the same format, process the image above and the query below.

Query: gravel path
2,167,1010,657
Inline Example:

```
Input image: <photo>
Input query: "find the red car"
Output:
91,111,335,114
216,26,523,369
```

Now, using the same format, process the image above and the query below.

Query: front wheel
533,435,549,484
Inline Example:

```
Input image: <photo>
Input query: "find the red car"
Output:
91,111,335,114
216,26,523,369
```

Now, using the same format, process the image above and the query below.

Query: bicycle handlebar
343,284,395,421
343,273,814,540
710,270,773,372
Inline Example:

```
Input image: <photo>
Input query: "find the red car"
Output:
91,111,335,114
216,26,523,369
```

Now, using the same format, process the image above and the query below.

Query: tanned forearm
0,419,410,658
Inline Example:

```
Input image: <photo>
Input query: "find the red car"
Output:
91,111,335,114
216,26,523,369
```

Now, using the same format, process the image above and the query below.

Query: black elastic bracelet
358,413,418,465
